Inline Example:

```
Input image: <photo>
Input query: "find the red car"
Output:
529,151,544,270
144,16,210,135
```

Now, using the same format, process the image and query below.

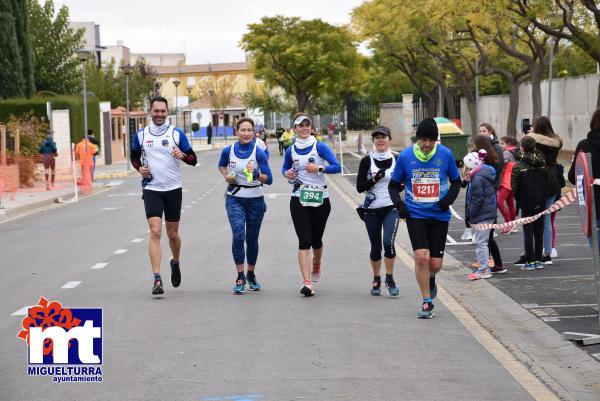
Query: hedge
0,95,100,144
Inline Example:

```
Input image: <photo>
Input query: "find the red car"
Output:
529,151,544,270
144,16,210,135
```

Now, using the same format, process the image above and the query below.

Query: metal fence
346,97,380,131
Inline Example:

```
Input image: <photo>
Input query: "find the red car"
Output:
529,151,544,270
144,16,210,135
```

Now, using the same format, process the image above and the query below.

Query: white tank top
138,125,182,192
227,143,263,198
364,155,395,209
290,142,328,198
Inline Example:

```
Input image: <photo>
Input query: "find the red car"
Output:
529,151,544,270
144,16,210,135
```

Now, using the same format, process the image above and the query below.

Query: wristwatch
318,165,325,173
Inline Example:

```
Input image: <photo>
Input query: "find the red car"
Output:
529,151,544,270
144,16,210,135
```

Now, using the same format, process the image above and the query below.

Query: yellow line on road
328,177,560,401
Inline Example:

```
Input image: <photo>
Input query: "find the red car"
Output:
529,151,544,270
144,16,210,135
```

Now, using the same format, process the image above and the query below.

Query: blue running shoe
385,280,399,296
233,278,246,294
417,301,435,319
247,276,262,291
370,281,382,296
534,261,545,269
521,262,536,271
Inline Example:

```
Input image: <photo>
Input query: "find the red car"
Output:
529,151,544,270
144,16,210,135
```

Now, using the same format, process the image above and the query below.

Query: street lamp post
187,85,193,134
120,64,133,171
76,50,91,146
173,79,181,127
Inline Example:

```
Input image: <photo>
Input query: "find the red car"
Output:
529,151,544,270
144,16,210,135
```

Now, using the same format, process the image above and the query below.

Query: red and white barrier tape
450,187,582,231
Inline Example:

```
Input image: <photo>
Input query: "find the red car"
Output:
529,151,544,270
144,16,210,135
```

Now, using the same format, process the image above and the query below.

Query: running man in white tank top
130,96,197,296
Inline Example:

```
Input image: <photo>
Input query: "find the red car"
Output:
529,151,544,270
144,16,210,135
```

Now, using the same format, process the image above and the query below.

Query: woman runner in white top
282,112,341,296
356,127,400,296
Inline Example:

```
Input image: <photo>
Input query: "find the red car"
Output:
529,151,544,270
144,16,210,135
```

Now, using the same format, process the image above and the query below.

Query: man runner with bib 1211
388,118,461,318
131,96,198,296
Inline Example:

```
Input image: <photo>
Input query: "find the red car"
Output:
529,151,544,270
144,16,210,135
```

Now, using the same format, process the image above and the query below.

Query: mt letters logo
17,297,103,383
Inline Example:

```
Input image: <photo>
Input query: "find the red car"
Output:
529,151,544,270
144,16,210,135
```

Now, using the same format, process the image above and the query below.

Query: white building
70,21,104,64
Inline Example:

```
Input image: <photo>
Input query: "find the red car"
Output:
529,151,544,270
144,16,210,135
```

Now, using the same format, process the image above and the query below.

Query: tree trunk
445,88,457,119
426,88,437,118
530,63,543,119
464,92,478,138
295,90,310,112
597,79,600,109
506,77,520,137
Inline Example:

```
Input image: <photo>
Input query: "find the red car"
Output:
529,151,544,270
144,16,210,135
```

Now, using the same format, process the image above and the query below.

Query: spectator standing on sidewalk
275,124,285,155
206,122,213,145
498,136,518,233
463,150,498,280
472,135,505,273
528,116,563,264
38,134,57,190
568,108,600,250
88,130,100,180
512,136,548,271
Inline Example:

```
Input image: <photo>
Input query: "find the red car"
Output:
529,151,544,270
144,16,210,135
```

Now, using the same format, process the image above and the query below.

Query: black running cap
371,126,391,137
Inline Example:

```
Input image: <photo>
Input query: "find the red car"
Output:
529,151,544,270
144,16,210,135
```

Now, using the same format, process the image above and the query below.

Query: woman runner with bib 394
283,112,341,296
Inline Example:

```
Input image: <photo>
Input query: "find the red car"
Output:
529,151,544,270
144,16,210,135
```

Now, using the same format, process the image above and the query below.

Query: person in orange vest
75,136,98,184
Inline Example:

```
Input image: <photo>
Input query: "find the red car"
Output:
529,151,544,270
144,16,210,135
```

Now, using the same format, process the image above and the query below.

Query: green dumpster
410,134,469,166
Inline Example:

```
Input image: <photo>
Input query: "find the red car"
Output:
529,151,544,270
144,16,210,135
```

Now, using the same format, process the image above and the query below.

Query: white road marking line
185,205,192,208
591,353,600,361
131,238,144,243
114,249,128,255
61,281,82,289
192,201,197,204
542,314,598,320
523,303,597,309
11,306,31,316
91,263,108,270
100,207,124,211
446,234,457,245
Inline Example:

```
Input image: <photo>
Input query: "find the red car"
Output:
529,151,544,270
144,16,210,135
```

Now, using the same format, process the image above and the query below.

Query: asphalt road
341,154,600,360
1,149,551,400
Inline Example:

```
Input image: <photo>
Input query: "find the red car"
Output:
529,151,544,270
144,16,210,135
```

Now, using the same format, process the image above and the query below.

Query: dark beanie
416,118,438,141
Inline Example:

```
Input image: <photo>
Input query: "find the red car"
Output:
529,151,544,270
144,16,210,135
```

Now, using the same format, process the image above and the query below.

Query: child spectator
511,136,548,271
498,136,518,233
463,150,497,280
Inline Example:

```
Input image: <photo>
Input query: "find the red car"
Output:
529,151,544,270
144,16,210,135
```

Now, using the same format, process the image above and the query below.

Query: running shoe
170,258,181,287
300,280,315,297
417,301,435,319
461,228,473,241
233,278,246,294
468,268,492,280
541,254,552,265
490,265,507,274
513,255,527,266
385,280,400,296
152,279,164,295
550,248,558,258
247,276,262,291
370,281,382,296
311,261,321,282
534,261,545,269
521,262,536,271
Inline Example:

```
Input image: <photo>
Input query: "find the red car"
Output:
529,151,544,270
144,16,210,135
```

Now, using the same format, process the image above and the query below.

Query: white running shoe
461,228,473,241
300,281,315,297
550,248,558,258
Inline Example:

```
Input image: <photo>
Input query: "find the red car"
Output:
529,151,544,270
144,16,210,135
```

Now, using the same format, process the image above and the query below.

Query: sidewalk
331,156,600,401
0,143,226,223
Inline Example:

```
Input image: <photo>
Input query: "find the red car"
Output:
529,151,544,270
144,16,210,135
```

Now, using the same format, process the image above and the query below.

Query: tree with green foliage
11,0,35,97
0,0,25,99
28,0,84,95
240,16,362,113
85,59,155,109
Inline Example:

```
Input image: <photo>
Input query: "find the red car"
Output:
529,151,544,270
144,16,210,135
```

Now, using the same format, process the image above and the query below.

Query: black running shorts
405,217,449,258
142,187,182,222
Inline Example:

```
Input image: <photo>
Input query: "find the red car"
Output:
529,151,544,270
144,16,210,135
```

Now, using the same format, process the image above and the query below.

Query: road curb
328,172,600,401
0,185,108,223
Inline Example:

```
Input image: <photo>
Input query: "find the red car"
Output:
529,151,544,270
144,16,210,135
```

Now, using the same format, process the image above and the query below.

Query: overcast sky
51,0,366,64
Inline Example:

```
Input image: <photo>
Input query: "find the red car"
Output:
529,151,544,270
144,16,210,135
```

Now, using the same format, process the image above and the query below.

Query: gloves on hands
373,169,385,183
395,200,410,219
438,198,450,211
